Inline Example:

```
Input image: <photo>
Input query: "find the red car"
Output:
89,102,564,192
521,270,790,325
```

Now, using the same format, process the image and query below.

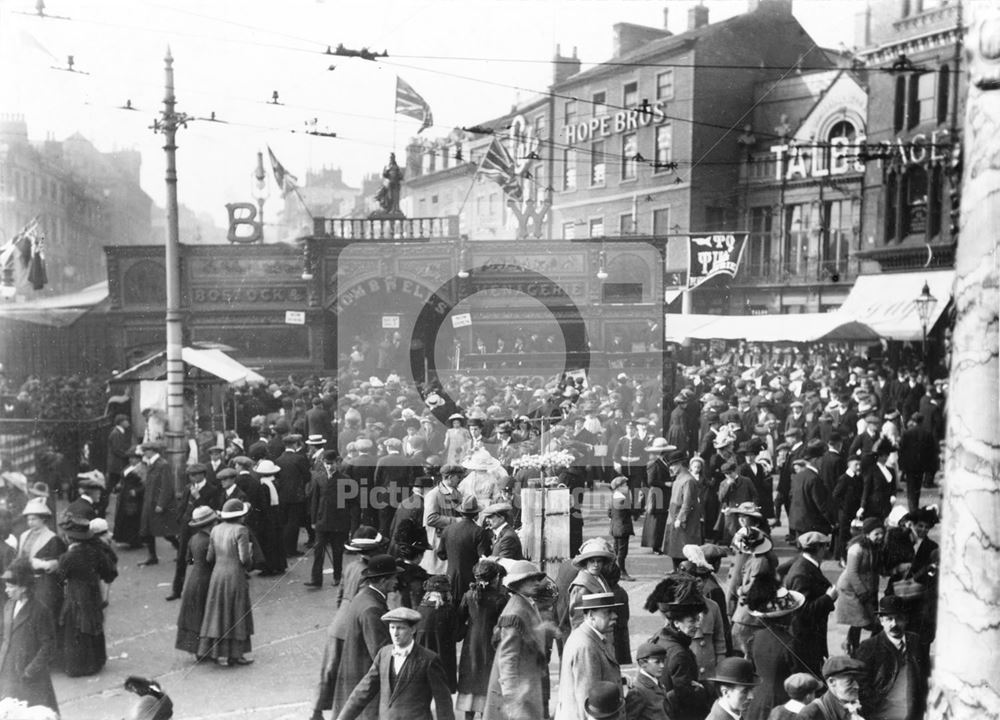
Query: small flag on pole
266,146,298,196
395,76,433,133
478,136,523,201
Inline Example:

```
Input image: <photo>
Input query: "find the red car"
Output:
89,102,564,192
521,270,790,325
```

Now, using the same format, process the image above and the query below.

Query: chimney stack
688,3,709,30
553,44,581,85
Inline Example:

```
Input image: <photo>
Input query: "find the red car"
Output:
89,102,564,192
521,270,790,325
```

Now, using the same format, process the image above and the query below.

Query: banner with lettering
687,233,748,290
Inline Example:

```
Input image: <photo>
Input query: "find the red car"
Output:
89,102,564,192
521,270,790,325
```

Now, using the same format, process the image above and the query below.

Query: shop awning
0,281,108,327
111,346,265,386
837,270,954,341
664,312,880,343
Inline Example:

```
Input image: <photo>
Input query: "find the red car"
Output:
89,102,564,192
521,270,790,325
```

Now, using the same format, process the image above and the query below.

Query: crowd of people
0,340,947,719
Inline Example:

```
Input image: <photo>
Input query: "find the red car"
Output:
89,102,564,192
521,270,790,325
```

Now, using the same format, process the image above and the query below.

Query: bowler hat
704,657,761,686
901,506,939,527
664,449,687,466
361,553,401,579
875,595,909,616
822,655,866,678
584,681,625,720
381,607,422,625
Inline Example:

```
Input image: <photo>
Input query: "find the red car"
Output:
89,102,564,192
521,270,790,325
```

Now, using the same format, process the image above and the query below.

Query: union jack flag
478,136,523,201
395,76,433,133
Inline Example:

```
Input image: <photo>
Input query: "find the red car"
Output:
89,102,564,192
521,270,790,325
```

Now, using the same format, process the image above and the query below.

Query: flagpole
456,146,490,216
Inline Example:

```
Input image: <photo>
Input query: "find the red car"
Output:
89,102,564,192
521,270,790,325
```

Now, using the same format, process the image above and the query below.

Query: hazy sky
0,0,865,226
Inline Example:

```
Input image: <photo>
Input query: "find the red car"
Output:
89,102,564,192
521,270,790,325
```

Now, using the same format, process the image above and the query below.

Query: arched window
827,120,857,143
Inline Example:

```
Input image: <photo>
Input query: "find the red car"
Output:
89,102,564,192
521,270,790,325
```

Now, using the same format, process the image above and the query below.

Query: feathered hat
644,571,706,617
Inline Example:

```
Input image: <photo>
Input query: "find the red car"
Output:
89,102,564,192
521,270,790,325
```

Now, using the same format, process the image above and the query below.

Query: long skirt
112,477,144,546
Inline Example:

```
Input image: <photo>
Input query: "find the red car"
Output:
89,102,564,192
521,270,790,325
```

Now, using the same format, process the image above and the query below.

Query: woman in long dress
111,447,145,548
175,506,218,656
57,514,118,677
16,498,66,622
198,499,254,666
251,460,285,577
456,560,508,718
443,414,472,466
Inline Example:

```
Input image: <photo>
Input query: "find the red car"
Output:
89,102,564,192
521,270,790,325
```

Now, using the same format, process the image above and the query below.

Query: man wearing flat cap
327,554,400,720
336,607,455,720
625,642,670,720
799,656,866,720
554,592,622,720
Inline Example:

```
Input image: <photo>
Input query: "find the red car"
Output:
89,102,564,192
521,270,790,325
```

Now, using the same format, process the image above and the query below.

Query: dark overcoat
783,554,834,676
437,518,490,604
140,457,180,537
331,586,391,720
0,597,58,711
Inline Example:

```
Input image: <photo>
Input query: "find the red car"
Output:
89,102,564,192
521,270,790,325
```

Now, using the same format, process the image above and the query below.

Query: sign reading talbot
563,100,669,145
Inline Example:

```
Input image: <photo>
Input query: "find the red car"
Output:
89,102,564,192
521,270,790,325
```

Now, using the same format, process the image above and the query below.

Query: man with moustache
855,596,926,720
554,592,622,720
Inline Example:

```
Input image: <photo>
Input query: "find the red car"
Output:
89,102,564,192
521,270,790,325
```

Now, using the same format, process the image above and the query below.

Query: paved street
54,484,941,719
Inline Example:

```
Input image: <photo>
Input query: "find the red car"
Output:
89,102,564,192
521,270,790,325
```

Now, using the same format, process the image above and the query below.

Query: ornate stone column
927,4,1000,718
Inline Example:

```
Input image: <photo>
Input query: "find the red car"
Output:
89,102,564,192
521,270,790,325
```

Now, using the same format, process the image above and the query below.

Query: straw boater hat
219,499,249,520
575,592,623,612
572,538,615,567
22,497,51,517
189,506,219,528
645,437,675,453
305,434,326,446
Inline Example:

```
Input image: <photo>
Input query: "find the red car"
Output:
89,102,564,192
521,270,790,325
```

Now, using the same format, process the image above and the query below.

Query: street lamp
914,280,938,362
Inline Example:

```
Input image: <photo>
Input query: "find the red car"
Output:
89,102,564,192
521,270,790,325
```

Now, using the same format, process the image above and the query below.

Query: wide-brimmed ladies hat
584,681,626,720
645,437,675,453
345,525,385,552
572,537,615,567
60,513,93,541
27,482,50,498
77,470,106,490
255,460,280,476
22,497,51,517
463,451,498,472
219,499,249,519
501,560,547,589
705,657,761,686
189,506,219,528
732,526,773,555
749,588,805,618
724,502,764,519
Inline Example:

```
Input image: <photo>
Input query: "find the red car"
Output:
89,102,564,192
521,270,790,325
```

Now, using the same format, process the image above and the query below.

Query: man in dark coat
818,432,847,495
642,438,674,554
388,474,429,558
306,397,334,446
788,440,836,537
138,441,180,566
275,434,312,556
105,414,132,498
739,449,774,526
783,532,836,677
859,439,897,521
326,554,399,720
856,596,926,720
625,642,670,720
336,606,455,720
775,428,805,531
345,439,379,533
306,450,352,588
482,503,522,560
0,558,58,713
898,414,939,512
168,463,222,600
373,438,412,539
437,496,491,606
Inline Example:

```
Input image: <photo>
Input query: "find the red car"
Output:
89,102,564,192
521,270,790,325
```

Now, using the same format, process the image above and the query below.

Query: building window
592,91,606,116
564,100,577,126
590,141,606,185
602,253,648,303
589,217,604,238
619,213,635,236
929,165,943,238
563,149,577,190
705,207,733,231
748,207,773,279
656,70,674,100
937,65,950,125
904,166,928,236
562,222,576,240
623,81,638,108
886,172,898,242
621,133,637,180
652,208,671,237
654,124,672,171
894,77,906,133
783,204,810,276
915,72,936,126
821,200,852,280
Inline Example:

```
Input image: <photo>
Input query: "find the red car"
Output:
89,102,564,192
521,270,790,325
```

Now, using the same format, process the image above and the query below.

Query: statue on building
372,152,405,217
